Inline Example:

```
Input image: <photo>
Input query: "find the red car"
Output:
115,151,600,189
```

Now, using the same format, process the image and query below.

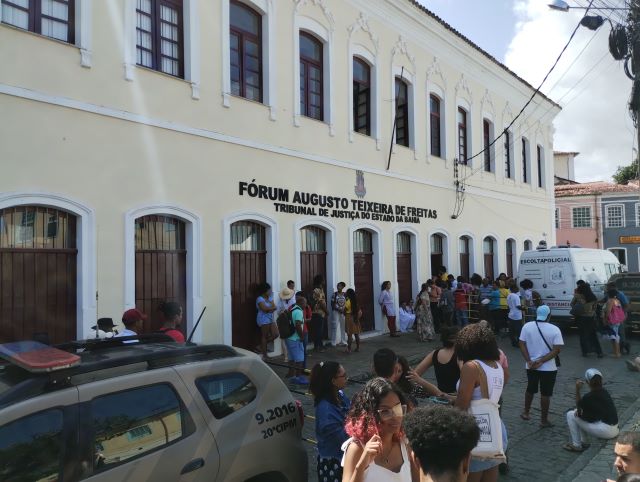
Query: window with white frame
572,206,592,228
2,0,75,43
606,204,624,228
555,208,560,229
504,130,513,179
136,0,184,78
483,118,494,172
522,137,530,184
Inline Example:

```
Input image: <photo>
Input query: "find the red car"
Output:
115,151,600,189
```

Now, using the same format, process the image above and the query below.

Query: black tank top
433,348,460,394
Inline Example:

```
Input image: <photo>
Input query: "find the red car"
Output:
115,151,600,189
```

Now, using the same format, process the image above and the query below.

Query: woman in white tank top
341,378,419,482
455,323,507,482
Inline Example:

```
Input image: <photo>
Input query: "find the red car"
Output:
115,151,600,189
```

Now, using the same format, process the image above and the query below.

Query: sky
420,0,635,183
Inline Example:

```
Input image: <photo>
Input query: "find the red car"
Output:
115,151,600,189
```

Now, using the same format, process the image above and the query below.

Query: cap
279,288,294,300
93,317,116,330
122,309,147,325
585,368,603,382
536,305,551,321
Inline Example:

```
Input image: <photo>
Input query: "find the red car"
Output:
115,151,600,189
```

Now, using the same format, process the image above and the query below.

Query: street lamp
548,0,628,11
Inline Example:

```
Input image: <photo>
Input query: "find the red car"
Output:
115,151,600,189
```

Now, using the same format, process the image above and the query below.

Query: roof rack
55,333,176,352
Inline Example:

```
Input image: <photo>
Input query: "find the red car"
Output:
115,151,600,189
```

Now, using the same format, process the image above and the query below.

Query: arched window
483,236,495,281
395,78,410,147
353,57,372,136
457,107,469,164
230,221,266,349
522,137,530,184
431,234,444,277
459,236,471,281
483,118,494,172
230,1,263,102
430,95,442,157
299,31,324,120
135,215,187,334
506,238,516,278
524,240,532,251
300,226,327,297
354,229,374,331
0,206,77,344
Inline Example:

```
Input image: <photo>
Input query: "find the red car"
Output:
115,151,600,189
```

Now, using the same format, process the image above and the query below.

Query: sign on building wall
620,236,640,244
238,178,437,224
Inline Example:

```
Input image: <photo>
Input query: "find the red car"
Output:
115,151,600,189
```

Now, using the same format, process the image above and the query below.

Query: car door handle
181,458,205,475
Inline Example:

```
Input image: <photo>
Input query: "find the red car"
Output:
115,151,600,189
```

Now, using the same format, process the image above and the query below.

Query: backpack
276,306,301,339
608,298,626,326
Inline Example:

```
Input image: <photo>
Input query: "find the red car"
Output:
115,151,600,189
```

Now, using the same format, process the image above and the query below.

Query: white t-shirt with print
519,321,564,371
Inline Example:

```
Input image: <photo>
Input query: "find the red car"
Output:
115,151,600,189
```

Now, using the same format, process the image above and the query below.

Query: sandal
520,412,531,421
562,443,585,453
540,421,555,429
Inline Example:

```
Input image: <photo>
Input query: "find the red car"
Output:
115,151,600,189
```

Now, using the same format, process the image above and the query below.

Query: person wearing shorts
519,305,564,428
285,294,308,385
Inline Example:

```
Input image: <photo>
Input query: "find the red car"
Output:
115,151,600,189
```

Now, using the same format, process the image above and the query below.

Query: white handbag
469,361,506,462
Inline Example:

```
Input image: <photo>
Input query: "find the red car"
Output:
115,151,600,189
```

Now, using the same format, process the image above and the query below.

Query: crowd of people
256,267,638,482
89,301,186,343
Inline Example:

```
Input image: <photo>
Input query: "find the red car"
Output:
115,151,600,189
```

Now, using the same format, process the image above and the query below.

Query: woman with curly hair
342,378,419,481
310,361,351,482
455,323,507,482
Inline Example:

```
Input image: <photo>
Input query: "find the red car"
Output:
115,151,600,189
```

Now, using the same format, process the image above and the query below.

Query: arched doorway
300,226,327,298
230,221,266,350
483,236,496,281
135,215,187,335
459,236,471,281
396,232,412,304
354,229,374,332
430,233,444,277
0,206,77,344
506,238,516,278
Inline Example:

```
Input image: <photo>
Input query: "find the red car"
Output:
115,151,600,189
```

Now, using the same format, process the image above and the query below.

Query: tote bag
469,362,506,462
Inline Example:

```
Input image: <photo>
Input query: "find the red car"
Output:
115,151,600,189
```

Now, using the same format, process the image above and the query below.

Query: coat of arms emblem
355,170,366,198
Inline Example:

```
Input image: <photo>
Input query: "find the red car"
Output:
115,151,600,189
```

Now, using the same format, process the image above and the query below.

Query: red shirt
158,327,185,343
454,289,467,310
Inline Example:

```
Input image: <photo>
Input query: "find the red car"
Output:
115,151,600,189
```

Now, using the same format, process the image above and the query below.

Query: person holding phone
341,378,419,481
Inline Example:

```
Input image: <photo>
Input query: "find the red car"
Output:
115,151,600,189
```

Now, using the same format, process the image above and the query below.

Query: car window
0,408,64,481
196,373,257,419
91,383,194,472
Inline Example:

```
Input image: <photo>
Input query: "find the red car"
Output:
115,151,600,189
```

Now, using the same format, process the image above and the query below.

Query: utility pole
631,1,640,171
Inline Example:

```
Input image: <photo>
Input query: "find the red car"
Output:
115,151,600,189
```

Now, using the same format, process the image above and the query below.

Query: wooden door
396,232,412,304
300,226,327,297
230,221,266,350
300,226,328,339
354,230,374,332
484,237,495,281
431,234,444,277
135,215,187,335
0,207,77,344
506,240,514,278
459,236,470,281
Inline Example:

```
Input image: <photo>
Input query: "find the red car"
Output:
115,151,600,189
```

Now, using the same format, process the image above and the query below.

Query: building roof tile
555,181,640,197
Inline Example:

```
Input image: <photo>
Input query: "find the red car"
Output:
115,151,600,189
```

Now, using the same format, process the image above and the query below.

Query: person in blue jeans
310,361,350,482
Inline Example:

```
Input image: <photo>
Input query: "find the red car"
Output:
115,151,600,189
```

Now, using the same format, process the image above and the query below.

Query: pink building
554,182,639,249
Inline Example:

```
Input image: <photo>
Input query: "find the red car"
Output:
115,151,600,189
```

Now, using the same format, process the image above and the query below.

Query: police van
518,245,622,326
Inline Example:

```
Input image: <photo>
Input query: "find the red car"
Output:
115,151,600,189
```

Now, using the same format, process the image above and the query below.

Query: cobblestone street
268,329,640,482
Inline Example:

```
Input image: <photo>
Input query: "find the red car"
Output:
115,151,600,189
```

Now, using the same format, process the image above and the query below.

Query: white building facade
0,0,559,349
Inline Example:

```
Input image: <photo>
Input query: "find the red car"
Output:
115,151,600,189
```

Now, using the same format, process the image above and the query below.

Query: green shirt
289,305,304,341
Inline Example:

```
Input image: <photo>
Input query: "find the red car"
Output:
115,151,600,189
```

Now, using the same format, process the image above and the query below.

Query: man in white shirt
115,309,146,342
519,305,564,428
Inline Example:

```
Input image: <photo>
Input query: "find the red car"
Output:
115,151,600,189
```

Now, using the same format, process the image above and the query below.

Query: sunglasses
377,403,407,421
